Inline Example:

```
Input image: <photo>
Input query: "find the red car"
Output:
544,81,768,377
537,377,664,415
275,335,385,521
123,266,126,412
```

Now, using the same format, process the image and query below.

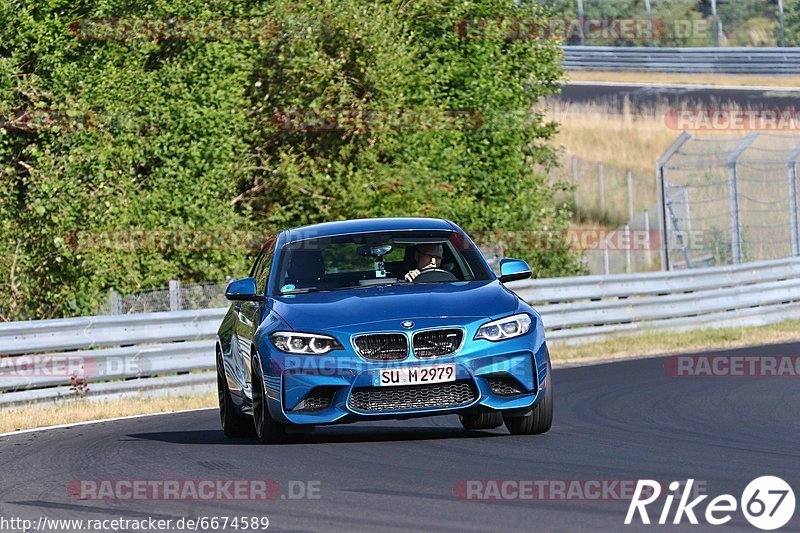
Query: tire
217,352,255,438
251,355,296,444
503,352,553,435
459,412,504,430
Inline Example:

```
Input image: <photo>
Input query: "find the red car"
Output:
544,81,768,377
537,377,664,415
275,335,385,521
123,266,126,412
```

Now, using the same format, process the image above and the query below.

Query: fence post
788,146,800,256
624,223,632,273
779,0,786,47
656,132,692,271
727,163,742,264
598,162,605,218
644,0,654,45
626,169,634,224
109,288,122,315
644,209,652,268
572,155,579,216
576,0,585,45
727,133,758,264
710,0,720,47
169,280,182,312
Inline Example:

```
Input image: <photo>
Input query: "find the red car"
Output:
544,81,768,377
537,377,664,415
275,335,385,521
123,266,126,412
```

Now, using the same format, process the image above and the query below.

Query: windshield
274,230,492,295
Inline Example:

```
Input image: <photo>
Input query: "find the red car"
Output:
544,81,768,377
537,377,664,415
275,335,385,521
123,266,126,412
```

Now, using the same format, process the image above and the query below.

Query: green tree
0,0,581,321
241,0,581,276
783,0,800,45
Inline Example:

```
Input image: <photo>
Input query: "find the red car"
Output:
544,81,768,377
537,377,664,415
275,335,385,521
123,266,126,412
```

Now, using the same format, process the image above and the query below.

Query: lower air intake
293,387,336,411
349,380,476,412
488,376,527,396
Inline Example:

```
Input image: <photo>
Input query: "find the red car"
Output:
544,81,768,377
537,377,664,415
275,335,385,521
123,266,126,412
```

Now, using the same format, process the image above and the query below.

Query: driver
404,243,444,282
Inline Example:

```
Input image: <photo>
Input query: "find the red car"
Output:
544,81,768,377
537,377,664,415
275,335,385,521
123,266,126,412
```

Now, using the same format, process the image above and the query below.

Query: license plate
373,364,456,387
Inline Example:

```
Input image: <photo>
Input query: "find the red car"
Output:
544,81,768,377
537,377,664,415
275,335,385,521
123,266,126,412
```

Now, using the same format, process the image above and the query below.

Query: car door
235,240,275,398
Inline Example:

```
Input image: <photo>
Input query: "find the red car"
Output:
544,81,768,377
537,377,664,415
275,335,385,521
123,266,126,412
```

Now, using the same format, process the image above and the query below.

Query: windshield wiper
280,287,323,295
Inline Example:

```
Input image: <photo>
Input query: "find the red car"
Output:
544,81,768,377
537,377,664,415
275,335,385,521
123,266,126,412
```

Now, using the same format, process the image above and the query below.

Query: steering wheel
411,268,459,283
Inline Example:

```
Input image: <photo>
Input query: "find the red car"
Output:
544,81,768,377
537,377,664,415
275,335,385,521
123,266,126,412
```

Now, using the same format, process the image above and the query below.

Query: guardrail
3,257,800,406
561,46,800,74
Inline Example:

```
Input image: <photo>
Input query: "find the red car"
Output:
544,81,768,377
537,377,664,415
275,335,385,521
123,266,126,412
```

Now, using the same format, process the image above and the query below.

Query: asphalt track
1,343,799,532
560,82,800,110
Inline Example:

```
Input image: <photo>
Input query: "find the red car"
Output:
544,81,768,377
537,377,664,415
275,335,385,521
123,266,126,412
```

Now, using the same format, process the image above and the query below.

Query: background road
561,82,800,111
1,343,799,532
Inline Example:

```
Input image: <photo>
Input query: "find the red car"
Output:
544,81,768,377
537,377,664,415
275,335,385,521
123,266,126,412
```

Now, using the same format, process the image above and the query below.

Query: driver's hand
404,269,421,282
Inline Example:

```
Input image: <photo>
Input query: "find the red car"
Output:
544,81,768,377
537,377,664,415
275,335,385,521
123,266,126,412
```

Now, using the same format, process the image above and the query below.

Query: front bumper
257,323,549,426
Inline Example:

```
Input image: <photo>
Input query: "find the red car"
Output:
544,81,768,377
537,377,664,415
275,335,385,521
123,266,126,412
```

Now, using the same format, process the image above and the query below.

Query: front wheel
217,352,254,438
251,355,295,444
503,352,553,435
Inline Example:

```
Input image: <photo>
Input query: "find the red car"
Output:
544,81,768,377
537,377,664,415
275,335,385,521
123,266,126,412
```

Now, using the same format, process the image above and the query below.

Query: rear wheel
217,352,254,438
251,355,295,444
503,352,553,435
459,412,504,430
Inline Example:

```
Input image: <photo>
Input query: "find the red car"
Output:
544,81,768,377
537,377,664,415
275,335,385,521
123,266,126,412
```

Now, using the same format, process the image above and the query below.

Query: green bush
783,0,800,45
0,0,581,321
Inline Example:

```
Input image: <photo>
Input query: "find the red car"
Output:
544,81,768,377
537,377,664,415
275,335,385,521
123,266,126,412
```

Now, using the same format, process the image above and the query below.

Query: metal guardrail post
788,144,800,256
728,133,759,264
656,132,692,271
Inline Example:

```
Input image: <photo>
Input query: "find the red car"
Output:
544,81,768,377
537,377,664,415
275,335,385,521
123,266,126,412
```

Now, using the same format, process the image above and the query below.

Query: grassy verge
566,71,800,89
0,392,216,434
551,319,800,365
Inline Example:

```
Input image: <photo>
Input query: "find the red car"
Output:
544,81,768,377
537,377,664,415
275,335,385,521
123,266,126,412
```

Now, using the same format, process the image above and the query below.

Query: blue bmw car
216,217,552,443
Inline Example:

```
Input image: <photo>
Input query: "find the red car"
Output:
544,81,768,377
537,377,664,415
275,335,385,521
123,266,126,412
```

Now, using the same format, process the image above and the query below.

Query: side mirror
225,277,264,302
499,258,531,283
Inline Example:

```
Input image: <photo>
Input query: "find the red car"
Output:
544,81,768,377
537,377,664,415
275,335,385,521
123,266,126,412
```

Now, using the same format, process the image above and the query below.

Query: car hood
270,280,518,330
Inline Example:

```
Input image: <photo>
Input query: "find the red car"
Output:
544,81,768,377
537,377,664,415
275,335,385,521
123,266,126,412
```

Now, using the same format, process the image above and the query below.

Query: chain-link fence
550,154,661,274
96,280,230,315
546,0,787,47
659,132,800,270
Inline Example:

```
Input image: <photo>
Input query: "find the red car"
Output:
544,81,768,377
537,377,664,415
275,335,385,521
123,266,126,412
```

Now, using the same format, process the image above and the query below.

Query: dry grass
551,319,800,365
567,71,800,89
0,392,216,434
546,99,746,176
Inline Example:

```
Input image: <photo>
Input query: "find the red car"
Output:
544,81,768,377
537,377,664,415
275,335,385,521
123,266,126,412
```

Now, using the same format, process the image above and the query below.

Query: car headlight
270,332,343,354
474,313,532,341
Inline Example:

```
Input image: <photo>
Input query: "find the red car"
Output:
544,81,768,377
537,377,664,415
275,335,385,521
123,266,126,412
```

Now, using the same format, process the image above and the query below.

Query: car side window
253,238,276,294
